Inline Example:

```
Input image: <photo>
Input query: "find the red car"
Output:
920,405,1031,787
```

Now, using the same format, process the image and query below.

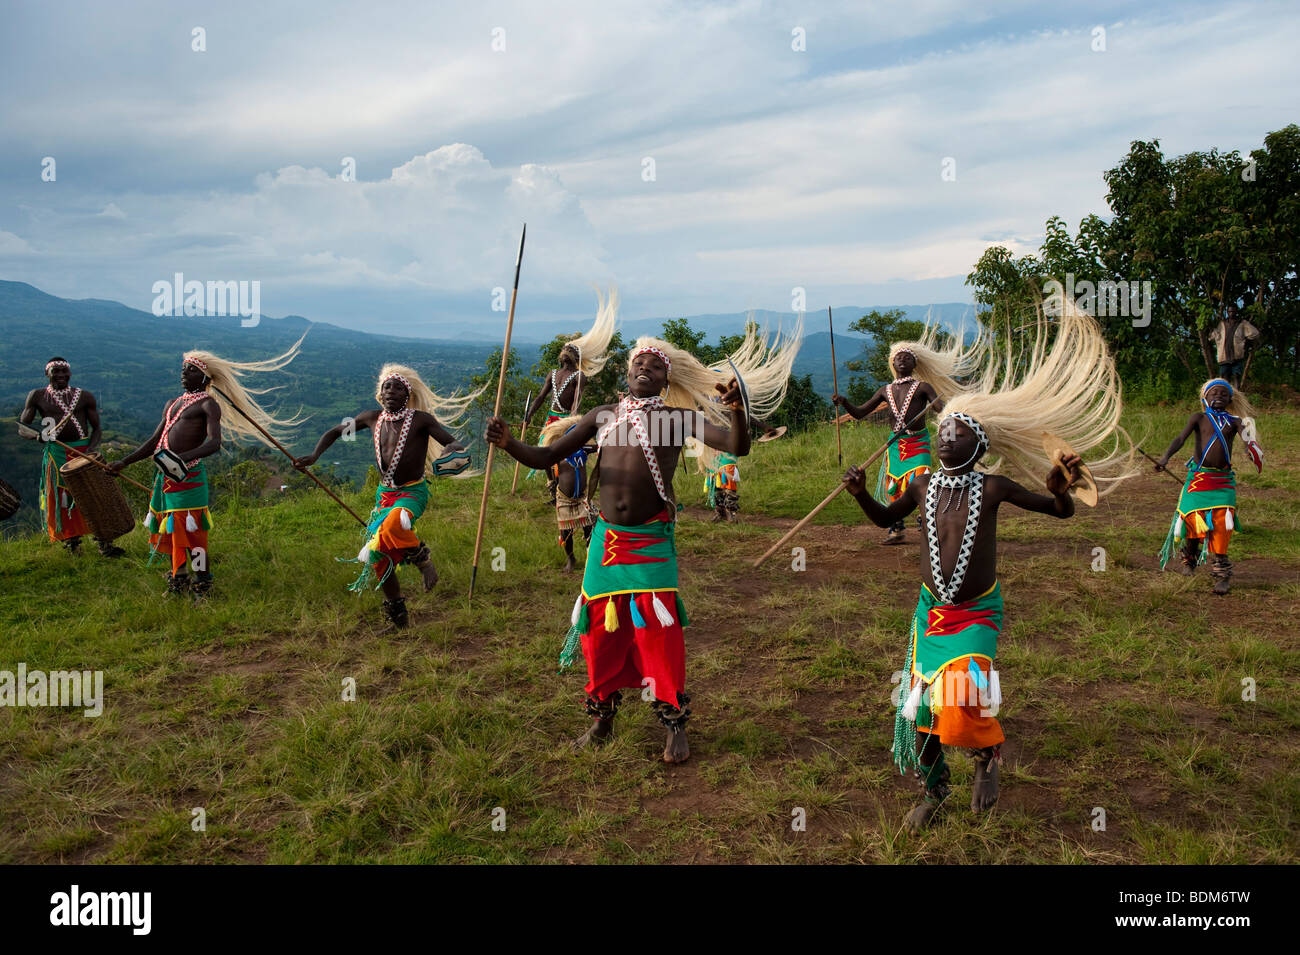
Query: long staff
1137,446,1184,485
212,387,367,527
509,390,531,495
828,306,842,466
17,422,151,492
753,405,927,568
469,224,526,600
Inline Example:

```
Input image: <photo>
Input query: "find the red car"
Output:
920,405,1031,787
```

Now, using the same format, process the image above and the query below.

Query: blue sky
1,0,1296,337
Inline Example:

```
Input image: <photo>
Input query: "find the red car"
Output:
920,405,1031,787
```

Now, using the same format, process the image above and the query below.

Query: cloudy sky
1,0,1296,337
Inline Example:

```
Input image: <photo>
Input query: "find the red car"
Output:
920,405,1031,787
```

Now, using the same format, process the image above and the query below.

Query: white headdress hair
888,316,983,402
564,286,620,377
373,363,484,466
940,299,1136,494
181,330,309,446
629,314,803,428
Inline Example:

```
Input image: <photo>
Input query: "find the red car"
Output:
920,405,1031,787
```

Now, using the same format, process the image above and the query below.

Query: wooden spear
469,223,526,600
828,306,842,466
212,387,368,527
753,405,927,568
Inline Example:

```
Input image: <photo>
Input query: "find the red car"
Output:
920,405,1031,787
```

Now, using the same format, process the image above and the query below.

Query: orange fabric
370,505,420,578
1185,507,1232,555
43,459,88,542
917,655,1005,749
152,527,209,574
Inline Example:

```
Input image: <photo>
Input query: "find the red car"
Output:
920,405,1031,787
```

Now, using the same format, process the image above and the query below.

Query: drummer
18,357,124,557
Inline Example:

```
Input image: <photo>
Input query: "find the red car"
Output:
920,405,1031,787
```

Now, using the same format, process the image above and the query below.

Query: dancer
701,446,740,522
832,328,977,543
1155,379,1262,595
108,338,305,597
526,289,620,501
295,365,477,628
487,321,800,763
18,358,123,557
844,303,1131,829
539,415,597,571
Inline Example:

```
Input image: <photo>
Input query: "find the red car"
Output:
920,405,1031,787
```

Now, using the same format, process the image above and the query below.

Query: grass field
1,402,1297,863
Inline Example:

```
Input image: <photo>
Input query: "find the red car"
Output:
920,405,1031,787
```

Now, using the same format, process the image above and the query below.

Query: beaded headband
1203,378,1233,397
630,345,671,375
893,347,916,359
45,360,70,375
381,372,411,390
183,355,209,374
942,412,989,451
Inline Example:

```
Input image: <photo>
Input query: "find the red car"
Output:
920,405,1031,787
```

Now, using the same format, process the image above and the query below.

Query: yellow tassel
604,598,618,632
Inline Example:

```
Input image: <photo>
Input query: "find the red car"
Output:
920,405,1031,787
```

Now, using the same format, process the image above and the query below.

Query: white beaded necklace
374,407,415,486
925,470,984,605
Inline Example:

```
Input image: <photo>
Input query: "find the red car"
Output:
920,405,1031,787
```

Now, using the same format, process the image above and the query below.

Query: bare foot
903,798,943,831
971,754,999,812
663,727,690,764
1177,559,1195,576
563,556,576,572
882,528,905,546
1212,577,1231,595
572,718,614,750
416,559,438,592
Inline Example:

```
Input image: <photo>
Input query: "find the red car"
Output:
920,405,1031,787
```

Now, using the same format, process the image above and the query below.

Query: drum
152,448,189,482
0,477,21,521
59,454,136,540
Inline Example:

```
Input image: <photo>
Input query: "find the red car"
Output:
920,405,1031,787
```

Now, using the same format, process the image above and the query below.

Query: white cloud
0,0,1296,329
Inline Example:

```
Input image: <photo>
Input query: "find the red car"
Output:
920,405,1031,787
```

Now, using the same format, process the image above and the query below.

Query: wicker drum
59,454,136,540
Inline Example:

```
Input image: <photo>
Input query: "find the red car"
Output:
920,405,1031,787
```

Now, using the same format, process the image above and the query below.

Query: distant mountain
0,281,975,509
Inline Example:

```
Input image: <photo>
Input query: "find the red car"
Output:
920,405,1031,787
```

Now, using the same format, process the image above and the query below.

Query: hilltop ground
0,404,1297,863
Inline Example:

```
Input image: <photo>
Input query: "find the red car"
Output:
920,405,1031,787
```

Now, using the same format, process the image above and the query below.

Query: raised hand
714,377,743,411
1046,453,1082,496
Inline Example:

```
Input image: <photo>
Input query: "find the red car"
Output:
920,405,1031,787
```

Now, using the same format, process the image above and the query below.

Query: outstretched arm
992,458,1078,519
844,463,919,527
833,387,885,421
488,405,601,469
1156,414,1200,470
295,410,374,468
108,402,168,470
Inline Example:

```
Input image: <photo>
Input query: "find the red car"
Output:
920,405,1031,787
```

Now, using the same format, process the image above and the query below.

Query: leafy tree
967,126,1300,390
766,373,828,432
841,309,928,400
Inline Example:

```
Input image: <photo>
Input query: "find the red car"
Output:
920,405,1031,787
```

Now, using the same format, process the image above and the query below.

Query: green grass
0,400,1297,863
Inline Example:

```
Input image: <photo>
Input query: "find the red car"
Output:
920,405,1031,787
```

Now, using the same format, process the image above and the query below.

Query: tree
841,309,927,401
